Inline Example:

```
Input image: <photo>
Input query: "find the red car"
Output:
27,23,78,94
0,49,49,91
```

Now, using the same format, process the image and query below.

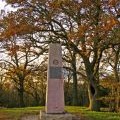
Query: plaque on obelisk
45,43,64,114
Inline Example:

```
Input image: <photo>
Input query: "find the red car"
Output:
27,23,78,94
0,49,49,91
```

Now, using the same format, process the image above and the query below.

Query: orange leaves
100,75,120,103
6,0,25,5
100,75,120,88
7,45,19,56
3,81,11,89
0,14,17,38
48,0,81,14
48,0,61,10
67,32,77,41
5,28,17,38
67,25,87,41
108,0,118,6
48,0,72,7
2,24,21,38
78,25,87,37
0,9,38,39
102,16,118,31
1,21,34,39
16,23,34,35
82,0,92,7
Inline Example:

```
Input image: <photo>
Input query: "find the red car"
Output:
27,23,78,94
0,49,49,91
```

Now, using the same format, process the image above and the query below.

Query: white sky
0,0,16,13
0,1,8,11
0,0,6,8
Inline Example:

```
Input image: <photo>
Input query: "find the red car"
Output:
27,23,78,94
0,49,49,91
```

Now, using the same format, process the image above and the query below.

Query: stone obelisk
46,43,64,114
40,43,73,120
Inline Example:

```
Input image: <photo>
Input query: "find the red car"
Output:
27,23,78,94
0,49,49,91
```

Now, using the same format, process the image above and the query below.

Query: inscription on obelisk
46,43,64,114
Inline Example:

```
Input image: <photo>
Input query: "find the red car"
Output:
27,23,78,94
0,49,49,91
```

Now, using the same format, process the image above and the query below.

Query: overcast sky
0,1,6,10
0,1,16,13
0,1,10,11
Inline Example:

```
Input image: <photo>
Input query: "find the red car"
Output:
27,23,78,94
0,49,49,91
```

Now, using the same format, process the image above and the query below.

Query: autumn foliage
0,0,119,111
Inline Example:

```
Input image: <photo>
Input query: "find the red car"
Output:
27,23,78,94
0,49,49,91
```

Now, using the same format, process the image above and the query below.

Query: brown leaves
67,25,87,41
1,23,32,39
108,0,118,6
7,45,19,56
1,19,34,39
6,0,25,6
82,0,92,7
100,75,120,88
101,16,118,31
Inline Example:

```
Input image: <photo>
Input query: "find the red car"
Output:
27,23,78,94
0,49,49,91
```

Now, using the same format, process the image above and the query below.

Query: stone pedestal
40,111,73,120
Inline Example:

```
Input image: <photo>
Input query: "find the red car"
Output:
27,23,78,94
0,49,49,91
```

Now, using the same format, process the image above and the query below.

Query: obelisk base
40,111,73,120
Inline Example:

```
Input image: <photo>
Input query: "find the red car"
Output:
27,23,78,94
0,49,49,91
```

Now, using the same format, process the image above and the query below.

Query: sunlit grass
0,106,120,120
66,106,120,120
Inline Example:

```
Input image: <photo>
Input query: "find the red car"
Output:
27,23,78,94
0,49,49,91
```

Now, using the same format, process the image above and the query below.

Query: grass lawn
66,106,120,120
0,106,120,120
0,106,43,120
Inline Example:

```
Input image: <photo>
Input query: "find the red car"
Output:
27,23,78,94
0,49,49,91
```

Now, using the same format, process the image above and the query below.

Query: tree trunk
71,51,78,106
34,91,40,106
84,58,100,111
88,82,100,111
113,45,120,112
115,88,120,112
72,70,78,106
19,80,25,107
114,70,120,112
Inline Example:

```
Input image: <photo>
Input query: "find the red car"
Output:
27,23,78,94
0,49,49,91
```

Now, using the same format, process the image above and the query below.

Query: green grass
0,106,44,120
0,106,120,120
66,106,120,120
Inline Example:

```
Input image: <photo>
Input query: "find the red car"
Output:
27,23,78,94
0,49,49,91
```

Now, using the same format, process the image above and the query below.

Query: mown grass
66,106,120,120
0,106,120,120
0,106,44,120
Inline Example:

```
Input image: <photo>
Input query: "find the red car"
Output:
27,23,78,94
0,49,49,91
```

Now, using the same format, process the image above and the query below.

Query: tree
100,74,120,112
101,45,120,112
1,0,120,111
25,61,47,106
63,45,79,105
0,36,44,107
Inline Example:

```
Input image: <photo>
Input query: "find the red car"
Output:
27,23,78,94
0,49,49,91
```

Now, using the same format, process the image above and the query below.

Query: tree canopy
0,0,119,111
